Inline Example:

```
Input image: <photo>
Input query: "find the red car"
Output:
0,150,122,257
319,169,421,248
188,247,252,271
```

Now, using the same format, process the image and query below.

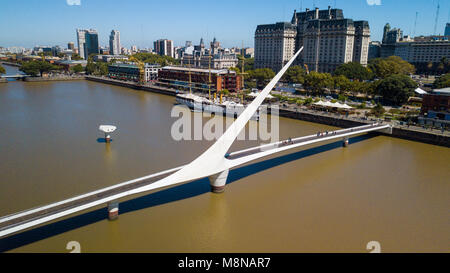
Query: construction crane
208,54,212,101
128,56,145,85
239,43,248,104
304,63,310,74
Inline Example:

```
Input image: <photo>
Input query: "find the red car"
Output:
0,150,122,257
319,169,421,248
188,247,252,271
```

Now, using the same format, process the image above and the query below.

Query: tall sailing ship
176,93,260,121
175,54,261,121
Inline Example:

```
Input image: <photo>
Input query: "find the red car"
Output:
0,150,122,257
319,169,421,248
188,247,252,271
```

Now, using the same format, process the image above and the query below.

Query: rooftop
162,66,236,75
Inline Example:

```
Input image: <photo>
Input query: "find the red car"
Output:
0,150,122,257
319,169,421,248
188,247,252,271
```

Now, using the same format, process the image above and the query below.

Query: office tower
109,30,121,55
153,39,174,58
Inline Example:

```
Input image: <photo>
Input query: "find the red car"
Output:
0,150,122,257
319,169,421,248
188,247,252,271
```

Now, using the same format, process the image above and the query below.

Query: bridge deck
227,123,387,160
0,169,178,233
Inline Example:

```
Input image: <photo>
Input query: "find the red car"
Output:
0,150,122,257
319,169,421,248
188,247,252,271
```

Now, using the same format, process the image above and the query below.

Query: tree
245,81,256,89
0,64,5,75
304,72,334,93
334,62,372,81
370,103,386,117
71,54,83,61
237,56,254,71
71,64,84,74
131,52,179,66
375,74,417,105
96,62,108,76
282,65,306,84
368,56,415,79
20,60,59,77
247,68,275,87
229,67,240,73
333,75,352,92
433,73,450,89
85,58,96,75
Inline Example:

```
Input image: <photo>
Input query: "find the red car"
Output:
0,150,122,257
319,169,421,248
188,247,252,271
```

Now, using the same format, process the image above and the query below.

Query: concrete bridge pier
209,169,229,193
107,201,119,220
343,137,349,147
378,125,393,135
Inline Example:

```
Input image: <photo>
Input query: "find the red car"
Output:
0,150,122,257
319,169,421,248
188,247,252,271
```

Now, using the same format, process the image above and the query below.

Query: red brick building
157,66,242,92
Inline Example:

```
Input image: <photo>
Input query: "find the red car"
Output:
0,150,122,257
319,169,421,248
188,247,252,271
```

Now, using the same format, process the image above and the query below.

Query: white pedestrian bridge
0,47,391,238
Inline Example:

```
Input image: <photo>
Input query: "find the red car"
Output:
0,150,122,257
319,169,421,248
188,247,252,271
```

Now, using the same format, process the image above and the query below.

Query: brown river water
0,65,448,252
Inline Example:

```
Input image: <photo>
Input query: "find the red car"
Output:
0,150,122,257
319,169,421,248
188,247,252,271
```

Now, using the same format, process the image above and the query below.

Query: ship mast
208,54,212,101
240,41,246,104
188,57,192,94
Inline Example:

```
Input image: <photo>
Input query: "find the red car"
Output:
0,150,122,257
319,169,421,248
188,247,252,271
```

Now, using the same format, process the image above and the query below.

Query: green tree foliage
229,67,240,73
368,56,415,79
71,64,84,73
247,68,275,87
85,57,108,76
415,57,450,75
19,60,59,77
370,103,386,117
433,73,450,89
333,75,352,92
0,64,5,75
375,74,417,105
282,65,306,84
85,58,96,75
245,81,256,89
237,56,254,72
71,54,83,61
334,62,373,81
131,52,179,66
304,72,334,93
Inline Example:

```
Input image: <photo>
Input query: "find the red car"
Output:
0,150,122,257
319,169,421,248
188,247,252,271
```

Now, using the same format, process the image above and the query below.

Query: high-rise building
254,22,297,72
445,23,450,36
368,41,381,60
210,37,221,55
153,39,173,58
67,42,75,50
76,29,99,59
109,30,121,55
380,23,404,57
76,29,86,59
255,7,370,73
394,36,450,64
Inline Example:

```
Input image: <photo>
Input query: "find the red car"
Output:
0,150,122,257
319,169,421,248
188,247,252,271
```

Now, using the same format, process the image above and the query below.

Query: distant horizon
1,0,449,49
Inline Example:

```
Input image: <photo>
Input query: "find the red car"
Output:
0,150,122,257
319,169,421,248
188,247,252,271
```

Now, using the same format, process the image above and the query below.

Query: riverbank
24,75,85,82
85,76,178,96
85,76,450,147
278,108,449,147
0,61,21,67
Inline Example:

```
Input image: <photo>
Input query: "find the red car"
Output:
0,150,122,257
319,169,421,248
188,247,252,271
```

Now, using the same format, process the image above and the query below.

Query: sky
0,0,449,49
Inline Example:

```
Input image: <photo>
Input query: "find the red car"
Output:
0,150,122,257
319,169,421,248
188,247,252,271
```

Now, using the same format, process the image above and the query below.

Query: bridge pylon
343,137,349,147
107,201,119,220
208,169,229,193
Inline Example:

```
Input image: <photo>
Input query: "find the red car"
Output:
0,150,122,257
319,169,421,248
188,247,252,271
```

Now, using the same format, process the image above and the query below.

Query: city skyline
1,0,449,49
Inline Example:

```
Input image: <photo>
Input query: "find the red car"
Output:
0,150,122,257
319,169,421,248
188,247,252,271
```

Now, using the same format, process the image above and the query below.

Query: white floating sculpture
99,125,117,143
